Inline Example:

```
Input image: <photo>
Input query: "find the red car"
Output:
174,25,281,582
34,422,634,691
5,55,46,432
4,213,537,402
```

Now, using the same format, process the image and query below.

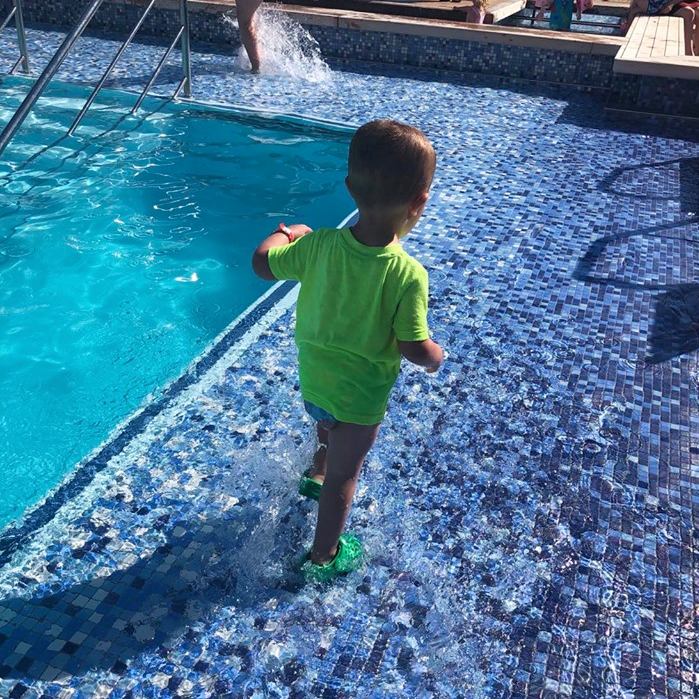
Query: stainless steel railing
71,0,192,132
0,0,193,156
68,0,158,135
0,0,105,156
132,0,192,113
1,0,30,74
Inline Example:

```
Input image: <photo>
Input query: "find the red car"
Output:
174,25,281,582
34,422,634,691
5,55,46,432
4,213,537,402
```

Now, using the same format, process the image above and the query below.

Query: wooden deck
486,0,527,23
614,15,699,79
189,0,527,23
128,0,630,23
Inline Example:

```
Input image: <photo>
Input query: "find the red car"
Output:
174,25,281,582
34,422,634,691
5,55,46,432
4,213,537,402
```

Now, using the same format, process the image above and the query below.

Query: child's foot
298,469,323,500
302,534,364,582
298,444,327,500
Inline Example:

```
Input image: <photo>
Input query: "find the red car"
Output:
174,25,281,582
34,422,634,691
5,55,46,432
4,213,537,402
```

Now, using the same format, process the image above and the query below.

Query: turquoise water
0,78,352,529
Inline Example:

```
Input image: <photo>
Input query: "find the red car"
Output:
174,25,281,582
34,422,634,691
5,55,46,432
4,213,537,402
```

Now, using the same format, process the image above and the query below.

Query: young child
252,120,444,581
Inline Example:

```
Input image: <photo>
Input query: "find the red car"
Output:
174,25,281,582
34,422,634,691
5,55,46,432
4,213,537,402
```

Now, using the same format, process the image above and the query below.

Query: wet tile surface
0,26,698,699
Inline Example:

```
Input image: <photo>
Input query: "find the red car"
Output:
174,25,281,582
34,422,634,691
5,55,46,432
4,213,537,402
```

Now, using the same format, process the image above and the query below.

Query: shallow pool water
0,78,352,529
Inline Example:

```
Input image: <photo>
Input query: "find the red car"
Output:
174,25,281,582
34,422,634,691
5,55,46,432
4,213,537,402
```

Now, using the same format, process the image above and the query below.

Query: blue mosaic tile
2,0,699,116
0,23,697,699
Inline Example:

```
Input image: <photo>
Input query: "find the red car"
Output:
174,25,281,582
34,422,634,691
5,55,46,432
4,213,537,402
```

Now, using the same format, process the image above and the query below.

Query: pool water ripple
0,79,352,529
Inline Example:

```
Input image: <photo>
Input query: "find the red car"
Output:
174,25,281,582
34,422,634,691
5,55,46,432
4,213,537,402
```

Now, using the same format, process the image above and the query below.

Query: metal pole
69,0,157,135
180,0,192,98
172,74,187,99
0,7,16,32
0,0,105,157
13,0,29,74
131,25,184,114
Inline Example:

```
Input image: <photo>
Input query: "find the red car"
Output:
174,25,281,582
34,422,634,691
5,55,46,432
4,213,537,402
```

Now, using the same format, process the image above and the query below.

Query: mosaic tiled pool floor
1,26,698,699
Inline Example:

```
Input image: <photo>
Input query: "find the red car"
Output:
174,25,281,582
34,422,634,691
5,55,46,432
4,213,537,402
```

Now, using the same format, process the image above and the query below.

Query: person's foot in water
237,0,263,74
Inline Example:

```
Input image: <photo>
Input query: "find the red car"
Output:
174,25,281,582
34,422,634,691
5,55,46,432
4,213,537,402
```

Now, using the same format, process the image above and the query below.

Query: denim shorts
304,400,339,428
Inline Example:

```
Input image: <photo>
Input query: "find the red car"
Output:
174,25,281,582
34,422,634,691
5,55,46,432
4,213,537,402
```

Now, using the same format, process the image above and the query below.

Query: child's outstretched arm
252,224,312,280
398,339,444,372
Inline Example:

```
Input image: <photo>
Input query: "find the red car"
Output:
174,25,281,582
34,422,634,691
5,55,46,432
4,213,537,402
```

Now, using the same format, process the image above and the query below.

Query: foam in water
224,6,332,82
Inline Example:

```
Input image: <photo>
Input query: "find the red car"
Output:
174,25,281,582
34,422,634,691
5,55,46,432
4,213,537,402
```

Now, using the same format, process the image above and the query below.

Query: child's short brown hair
348,120,436,209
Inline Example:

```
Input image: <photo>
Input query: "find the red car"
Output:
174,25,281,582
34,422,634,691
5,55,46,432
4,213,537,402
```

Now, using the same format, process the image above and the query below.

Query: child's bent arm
398,338,444,371
252,224,312,280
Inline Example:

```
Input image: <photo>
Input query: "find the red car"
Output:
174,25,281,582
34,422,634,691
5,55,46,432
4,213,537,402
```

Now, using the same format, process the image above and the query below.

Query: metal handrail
180,0,192,98
68,0,158,135
0,0,193,157
132,25,184,114
0,6,16,32
0,0,105,156
1,0,30,74
72,0,192,129
132,0,192,113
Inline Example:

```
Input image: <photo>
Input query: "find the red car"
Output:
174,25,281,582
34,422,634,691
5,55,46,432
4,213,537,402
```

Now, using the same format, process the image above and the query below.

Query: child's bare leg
236,0,263,72
308,424,329,482
311,422,379,564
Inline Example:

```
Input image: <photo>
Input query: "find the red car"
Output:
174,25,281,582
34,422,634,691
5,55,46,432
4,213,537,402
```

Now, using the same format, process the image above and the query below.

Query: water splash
224,6,332,82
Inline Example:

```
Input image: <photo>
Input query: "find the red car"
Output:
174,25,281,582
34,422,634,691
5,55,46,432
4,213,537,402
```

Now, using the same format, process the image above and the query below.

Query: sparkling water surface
0,79,352,529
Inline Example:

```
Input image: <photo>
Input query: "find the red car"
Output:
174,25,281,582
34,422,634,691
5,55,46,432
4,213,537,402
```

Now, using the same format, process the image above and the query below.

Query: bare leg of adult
311,422,380,564
675,7,695,54
237,0,264,73
692,8,699,55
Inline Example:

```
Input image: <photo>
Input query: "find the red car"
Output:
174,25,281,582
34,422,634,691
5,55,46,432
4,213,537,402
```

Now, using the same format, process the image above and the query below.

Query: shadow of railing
574,221,699,364
573,156,699,364
599,157,699,214
647,284,699,363
556,100,699,143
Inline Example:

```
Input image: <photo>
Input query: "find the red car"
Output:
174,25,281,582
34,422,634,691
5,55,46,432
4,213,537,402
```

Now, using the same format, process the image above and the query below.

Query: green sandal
298,469,323,501
301,534,364,583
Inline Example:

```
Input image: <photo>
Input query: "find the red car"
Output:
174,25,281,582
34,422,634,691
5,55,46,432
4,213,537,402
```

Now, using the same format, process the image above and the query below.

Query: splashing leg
236,0,264,72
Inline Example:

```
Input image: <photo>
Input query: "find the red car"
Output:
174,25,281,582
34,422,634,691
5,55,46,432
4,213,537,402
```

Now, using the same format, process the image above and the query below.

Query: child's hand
289,224,312,238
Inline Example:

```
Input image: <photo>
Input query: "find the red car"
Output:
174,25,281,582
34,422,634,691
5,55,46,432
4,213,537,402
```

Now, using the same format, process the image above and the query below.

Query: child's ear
409,191,429,218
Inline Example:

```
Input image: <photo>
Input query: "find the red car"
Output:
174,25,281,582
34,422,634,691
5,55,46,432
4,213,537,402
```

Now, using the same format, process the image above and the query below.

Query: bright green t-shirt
267,227,430,425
